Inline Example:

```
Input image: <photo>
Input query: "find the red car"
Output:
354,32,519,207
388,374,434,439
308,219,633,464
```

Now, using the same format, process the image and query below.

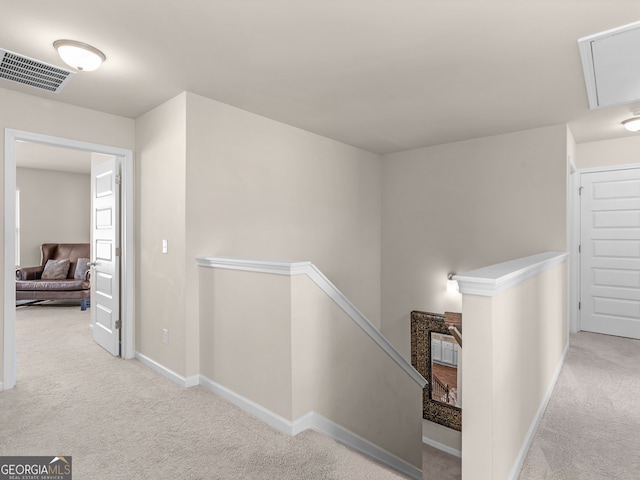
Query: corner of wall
135,92,189,377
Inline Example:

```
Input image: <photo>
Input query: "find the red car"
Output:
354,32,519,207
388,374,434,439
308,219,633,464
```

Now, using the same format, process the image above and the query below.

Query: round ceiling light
622,117,640,132
622,108,640,133
53,39,105,71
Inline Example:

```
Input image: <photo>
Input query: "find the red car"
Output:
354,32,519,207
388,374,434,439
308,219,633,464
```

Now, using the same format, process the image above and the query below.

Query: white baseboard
507,341,570,480
198,374,295,436
199,375,422,480
134,359,422,480
184,374,200,388
422,436,462,458
134,351,195,388
304,411,422,480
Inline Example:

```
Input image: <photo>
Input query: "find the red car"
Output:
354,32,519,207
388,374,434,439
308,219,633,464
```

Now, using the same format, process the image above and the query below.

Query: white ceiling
2,0,640,154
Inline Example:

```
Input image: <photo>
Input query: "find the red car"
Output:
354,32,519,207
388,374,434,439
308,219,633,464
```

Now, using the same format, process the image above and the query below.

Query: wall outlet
162,328,169,344
162,239,168,254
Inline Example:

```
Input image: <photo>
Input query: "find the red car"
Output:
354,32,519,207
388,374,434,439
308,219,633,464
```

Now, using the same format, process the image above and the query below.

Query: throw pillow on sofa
75,257,91,280
42,259,70,280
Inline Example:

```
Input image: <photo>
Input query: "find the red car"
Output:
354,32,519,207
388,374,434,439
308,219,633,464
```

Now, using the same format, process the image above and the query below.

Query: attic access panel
578,21,640,110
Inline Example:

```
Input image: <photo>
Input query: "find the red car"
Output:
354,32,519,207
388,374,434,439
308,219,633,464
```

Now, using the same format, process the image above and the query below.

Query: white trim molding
454,252,568,297
422,436,462,458
305,412,422,480
198,375,423,480
135,352,199,388
196,256,312,276
133,351,423,479
579,162,640,175
198,374,295,436
196,256,426,388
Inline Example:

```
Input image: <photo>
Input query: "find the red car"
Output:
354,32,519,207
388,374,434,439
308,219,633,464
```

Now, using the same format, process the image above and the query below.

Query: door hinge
115,247,121,257
115,320,122,329
579,186,583,195
578,302,581,310
115,174,122,185
578,244,581,253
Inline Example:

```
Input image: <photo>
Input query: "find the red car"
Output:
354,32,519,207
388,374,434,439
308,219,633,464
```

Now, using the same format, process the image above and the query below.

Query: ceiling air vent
0,48,75,94
578,21,640,110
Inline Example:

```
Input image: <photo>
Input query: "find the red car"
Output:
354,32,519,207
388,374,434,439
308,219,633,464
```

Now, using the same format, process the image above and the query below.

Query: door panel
91,156,120,356
580,168,640,339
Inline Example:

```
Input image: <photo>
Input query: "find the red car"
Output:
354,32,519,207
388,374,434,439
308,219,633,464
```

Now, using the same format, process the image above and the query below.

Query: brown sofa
16,243,91,310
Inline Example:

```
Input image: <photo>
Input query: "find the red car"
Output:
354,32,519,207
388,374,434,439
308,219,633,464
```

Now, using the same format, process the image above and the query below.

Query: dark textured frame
411,310,462,431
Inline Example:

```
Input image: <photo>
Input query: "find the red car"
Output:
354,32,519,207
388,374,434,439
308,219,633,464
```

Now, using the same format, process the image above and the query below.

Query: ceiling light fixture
53,39,105,71
622,109,640,132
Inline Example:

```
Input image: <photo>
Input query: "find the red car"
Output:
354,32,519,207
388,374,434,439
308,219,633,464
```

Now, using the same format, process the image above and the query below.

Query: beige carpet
1,302,461,479
519,331,640,480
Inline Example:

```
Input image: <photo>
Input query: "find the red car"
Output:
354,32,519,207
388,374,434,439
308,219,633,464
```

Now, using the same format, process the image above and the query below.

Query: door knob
87,261,98,268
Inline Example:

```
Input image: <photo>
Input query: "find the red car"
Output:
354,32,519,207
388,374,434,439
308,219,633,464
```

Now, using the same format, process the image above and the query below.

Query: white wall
461,258,568,480
0,87,135,386
135,93,188,376
291,274,423,469
135,92,382,378
576,135,640,169
381,124,568,450
381,124,568,356
197,263,423,475
199,267,293,418
16,168,90,267
185,92,382,323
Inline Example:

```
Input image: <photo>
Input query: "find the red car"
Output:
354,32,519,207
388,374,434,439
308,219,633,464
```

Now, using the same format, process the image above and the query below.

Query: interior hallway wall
381,124,569,450
186,92,382,377
135,93,189,376
136,91,382,378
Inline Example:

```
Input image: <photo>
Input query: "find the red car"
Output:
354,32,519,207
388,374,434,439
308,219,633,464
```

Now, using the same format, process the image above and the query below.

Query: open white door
580,167,640,339
91,155,121,356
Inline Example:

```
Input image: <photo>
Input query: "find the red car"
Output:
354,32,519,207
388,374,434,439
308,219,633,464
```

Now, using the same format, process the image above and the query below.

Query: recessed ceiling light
53,39,105,72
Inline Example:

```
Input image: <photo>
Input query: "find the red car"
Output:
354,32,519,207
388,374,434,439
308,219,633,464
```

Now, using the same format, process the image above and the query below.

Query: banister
196,256,427,388
454,251,568,297
431,373,449,403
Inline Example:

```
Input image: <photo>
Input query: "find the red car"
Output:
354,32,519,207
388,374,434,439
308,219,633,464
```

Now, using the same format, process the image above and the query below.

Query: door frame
570,162,640,335
567,155,579,335
3,128,135,390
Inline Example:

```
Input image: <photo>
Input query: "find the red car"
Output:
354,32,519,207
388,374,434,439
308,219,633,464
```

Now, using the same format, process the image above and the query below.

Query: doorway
3,129,135,390
579,165,640,339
